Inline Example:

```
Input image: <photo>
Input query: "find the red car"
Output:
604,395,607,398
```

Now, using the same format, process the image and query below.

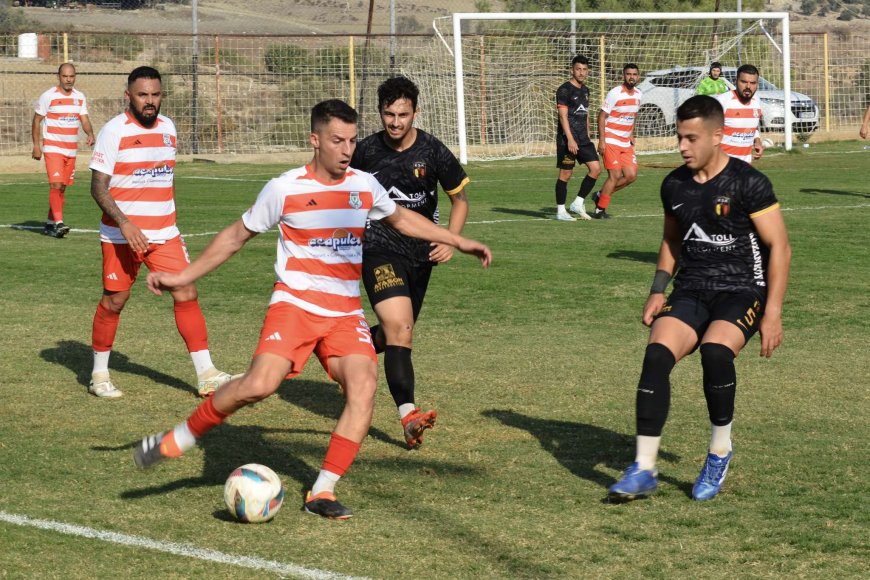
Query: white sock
709,422,733,457
574,195,585,205
311,469,341,496
398,403,417,420
172,421,197,453
557,204,567,213
92,350,111,375
635,435,661,471
190,350,215,376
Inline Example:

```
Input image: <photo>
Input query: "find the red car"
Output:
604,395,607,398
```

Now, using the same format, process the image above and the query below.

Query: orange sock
598,192,613,209
186,397,229,438
174,299,209,352
92,303,120,351
48,188,65,222
159,431,184,458
322,433,361,477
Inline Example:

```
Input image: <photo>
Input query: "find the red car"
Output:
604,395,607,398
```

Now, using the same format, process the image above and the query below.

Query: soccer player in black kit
555,55,600,221
609,95,791,502
352,76,470,448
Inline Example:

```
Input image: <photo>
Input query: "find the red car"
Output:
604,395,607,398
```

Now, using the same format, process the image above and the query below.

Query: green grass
0,142,868,578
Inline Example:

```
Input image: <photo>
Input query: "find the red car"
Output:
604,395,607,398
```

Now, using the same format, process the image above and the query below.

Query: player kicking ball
133,99,491,520
608,95,791,502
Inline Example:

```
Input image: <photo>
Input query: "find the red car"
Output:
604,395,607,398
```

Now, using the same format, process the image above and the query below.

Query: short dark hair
58,62,76,75
571,55,589,67
736,63,759,78
310,99,358,132
676,95,724,126
710,61,722,72
623,62,639,73
128,66,161,87
377,76,419,112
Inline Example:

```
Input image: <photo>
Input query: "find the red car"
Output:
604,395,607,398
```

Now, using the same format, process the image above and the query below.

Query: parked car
635,66,819,137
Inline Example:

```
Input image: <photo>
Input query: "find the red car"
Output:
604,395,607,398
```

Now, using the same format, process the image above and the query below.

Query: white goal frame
449,12,792,164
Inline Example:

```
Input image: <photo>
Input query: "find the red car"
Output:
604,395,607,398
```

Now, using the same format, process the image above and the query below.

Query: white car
635,66,819,137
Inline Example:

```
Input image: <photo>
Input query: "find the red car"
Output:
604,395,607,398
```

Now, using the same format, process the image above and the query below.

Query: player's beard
130,103,160,128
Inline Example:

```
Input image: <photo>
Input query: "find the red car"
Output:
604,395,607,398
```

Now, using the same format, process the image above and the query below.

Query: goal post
444,12,792,164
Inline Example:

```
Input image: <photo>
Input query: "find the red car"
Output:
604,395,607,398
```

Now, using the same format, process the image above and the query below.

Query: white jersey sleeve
34,90,51,116
365,173,397,221
89,118,121,175
242,178,285,233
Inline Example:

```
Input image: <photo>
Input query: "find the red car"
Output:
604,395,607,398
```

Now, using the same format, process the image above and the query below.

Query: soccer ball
761,138,774,148
223,464,285,523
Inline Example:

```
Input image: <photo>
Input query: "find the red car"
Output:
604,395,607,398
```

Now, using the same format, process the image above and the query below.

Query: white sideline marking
0,510,363,579
1,203,867,236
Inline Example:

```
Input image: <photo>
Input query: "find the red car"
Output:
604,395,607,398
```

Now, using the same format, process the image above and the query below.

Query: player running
608,95,791,502
717,64,764,164
133,99,492,520
32,63,95,238
554,55,600,221
593,63,642,219
351,76,470,448
88,66,235,399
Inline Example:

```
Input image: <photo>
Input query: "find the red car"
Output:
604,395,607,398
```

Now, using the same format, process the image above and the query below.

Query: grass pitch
0,142,867,578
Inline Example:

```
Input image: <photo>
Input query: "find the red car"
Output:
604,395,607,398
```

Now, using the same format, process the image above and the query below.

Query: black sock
700,343,737,426
384,345,414,407
636,343,676,437
555,180,568,205
577,175,597,199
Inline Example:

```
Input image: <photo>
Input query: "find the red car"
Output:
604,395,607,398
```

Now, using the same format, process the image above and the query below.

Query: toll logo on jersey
163,133,173,147
714,195,731,217
372,263,405,293
348,191,362,210
385,185,428,208
684,223,736,247
308,229,361,251
413,161,427,179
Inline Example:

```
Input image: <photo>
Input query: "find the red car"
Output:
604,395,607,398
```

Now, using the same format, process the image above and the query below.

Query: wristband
649,269,671,294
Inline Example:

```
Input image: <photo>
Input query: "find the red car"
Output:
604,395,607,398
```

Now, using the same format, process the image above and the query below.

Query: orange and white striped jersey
601,85,642,149
89,112,179,245
242,165,397,318
717,90,762,164
35,86,89,158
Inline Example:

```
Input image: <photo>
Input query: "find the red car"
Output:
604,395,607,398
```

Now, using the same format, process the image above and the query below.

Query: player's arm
91,169,150,254
597,109,607,154
860,104,870,139
148,219,258,295
429,188,469,264
81,114,95,147
383,205,491,268
751,207,791,358
752,114,764,160
31,113,44,160
643,213,681,326
558,106,578,155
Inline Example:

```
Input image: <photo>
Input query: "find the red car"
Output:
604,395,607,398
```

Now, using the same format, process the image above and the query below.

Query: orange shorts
603,145,637,171
44,153,76,186
254,301,376,380
101,235,191,292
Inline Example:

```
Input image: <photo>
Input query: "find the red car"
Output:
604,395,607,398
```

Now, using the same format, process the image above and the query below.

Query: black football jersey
351,129,469,264
555,81,592,144
661,157,780,295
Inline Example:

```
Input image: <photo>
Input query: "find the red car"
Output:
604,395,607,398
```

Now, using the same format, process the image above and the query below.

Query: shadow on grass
10,220,48,235
39,339,195,396
607,249,658,264
799,187,870,199
482,409,691,497
490,206,552,219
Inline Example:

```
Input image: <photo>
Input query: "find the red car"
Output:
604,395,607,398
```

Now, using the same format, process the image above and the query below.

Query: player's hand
32,145,42,160
456,237,492,268
429,242,454,263
567,138,579,156
860,125,869,140
597,141,605,155
758,312,783,358
119,221,149,255
642,293,666,327
752,140,764,160
86,134,96,147
147,271,187,296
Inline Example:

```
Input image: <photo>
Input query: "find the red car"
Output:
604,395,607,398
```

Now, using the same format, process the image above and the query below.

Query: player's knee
101,291,130,313
343,374,378,407
171,285,198,303
234,374,279,405
383,321,414,346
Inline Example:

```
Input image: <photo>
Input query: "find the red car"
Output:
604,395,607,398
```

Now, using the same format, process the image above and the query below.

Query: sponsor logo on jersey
133,164,174,178
163,133,173,147
348,191,362,210
714,195,731,217
748,232,766,286
372,263,405,293
684,223,736,248
92,151,105,165
385,186,428,207
413,161,427,179
308,229,361,251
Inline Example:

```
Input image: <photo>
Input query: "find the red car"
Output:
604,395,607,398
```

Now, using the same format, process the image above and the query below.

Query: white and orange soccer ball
223,464,285,523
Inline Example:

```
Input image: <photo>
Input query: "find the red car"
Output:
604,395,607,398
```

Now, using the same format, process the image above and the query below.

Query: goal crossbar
449,12,792,163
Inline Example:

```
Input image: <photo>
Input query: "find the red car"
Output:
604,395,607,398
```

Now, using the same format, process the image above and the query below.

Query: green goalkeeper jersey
697,76,728,96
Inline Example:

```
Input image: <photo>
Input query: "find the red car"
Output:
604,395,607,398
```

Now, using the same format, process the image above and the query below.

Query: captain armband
649,269,672,295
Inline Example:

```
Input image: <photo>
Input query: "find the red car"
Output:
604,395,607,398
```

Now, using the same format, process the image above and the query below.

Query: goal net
403,12,792,163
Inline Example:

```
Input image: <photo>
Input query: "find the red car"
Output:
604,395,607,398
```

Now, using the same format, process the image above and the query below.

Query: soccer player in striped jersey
608,96,791,502
133,99,491,520
593,63,641,219
88,66,236,399
31,63,95,238
716,64,764,164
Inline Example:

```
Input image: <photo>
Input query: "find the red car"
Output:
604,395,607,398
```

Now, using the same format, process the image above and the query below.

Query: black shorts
655,288,765,343
362,248,433,321
556,136,598,169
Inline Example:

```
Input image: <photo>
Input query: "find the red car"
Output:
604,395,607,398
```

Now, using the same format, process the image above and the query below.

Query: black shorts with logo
362,248,433,321
556,136,598,169
654,288,765,343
